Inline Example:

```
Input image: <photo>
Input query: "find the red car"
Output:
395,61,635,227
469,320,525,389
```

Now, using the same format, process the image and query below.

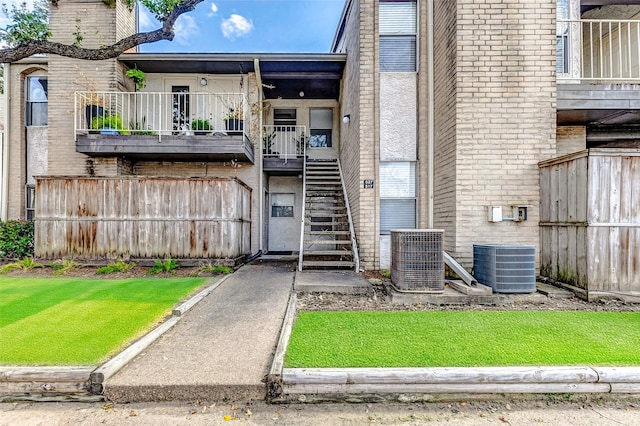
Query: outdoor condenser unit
473,244,536,293
391,229,444,293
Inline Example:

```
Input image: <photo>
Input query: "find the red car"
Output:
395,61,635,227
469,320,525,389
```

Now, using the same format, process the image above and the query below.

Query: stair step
306,197,344,201
307,186,342,190
307,213,347,218
306,171,340,175
302,260,355,268
306,206,346,210
304,250,353,256
306,221,348,226
304,239,352,245
309,230,351,235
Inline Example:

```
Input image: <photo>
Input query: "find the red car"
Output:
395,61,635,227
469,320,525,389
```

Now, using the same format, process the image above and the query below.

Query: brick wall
446,0,557,268
46,0,135,176
557,126,586,156
335,0,381,270
433,0,459,253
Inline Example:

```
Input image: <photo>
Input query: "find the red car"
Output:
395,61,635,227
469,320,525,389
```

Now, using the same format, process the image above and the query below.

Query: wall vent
391,229,444,293
473,244,536,293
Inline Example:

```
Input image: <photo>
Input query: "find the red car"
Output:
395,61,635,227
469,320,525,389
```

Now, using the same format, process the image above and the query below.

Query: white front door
268,177,302,252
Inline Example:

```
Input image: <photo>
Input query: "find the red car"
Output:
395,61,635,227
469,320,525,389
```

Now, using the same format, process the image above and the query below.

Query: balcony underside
263,157,303,175
77,134,255,163
557,84,640,125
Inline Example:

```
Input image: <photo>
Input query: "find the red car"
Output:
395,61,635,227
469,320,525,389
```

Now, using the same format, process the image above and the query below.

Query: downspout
254,58,264,251
1,63,10,221
427,0,434,228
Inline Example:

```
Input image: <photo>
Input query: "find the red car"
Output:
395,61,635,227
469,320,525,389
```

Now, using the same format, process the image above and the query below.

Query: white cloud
208,2,218,17
220,14,253,40
174,14,199,45
138,6,157,32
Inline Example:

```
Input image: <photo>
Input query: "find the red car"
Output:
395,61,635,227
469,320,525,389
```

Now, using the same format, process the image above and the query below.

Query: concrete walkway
104,264,295,403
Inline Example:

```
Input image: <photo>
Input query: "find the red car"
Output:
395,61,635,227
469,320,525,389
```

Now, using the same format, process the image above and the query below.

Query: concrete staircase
300,159,356,270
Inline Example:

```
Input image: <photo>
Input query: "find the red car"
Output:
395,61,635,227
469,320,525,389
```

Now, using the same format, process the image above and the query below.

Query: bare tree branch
0,0,204,63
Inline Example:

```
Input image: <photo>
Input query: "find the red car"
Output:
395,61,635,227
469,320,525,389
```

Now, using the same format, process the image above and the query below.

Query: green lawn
286,311,640,368
0,276,206,365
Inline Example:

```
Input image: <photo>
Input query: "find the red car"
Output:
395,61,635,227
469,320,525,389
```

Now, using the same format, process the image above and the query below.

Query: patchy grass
286,311,640,368
0,276,206,365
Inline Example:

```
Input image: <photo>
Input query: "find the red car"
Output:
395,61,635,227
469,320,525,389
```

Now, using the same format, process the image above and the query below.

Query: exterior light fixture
342,114,351,124
200,77,208,86
299,90,305,98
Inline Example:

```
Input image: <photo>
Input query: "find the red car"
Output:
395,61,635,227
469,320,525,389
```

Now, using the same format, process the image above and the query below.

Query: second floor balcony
557,18,640,126
558,18,640,82
75,91,254,163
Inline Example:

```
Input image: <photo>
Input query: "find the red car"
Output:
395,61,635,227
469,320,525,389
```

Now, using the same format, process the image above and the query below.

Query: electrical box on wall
513,206,528,221
487,206,502,222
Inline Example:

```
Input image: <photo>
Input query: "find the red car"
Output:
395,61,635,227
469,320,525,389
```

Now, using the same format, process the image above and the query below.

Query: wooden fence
35,177,251,260
539,148,640,295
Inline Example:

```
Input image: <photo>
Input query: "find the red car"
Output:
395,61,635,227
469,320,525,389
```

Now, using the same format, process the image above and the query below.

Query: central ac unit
473,244,536,293
391,229,444,293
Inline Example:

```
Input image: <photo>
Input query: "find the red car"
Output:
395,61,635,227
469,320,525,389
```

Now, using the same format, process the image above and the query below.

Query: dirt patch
297,280,640,313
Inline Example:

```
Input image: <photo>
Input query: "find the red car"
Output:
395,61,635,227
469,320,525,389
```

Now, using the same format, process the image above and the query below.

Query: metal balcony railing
74,91,251,138
558,19,640,82
262,125,306,159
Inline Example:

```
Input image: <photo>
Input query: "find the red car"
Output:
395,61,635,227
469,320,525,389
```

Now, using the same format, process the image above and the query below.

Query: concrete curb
268,297,640,403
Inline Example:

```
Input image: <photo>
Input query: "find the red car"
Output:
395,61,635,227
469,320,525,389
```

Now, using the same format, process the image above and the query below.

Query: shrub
1,257,42,274
51,259,79,275
199,261,233,275
148,259,179,275
0,220,34,260
96,258,136,275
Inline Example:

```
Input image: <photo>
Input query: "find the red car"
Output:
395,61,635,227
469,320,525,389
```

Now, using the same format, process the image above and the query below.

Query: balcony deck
76,133,254,163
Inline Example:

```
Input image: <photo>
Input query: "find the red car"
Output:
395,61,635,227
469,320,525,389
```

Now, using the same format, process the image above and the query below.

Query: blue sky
139,0,346,53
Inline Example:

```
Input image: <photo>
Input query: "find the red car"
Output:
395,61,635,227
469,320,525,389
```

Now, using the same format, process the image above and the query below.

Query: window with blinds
379,0,417,72
556,0,569,74
379,162,417,234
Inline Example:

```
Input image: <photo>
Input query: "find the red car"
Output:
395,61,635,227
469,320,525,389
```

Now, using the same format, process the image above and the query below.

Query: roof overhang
119,53,346,100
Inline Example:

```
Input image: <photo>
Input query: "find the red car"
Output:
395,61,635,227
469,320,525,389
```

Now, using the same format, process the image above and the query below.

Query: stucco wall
379,73,417,161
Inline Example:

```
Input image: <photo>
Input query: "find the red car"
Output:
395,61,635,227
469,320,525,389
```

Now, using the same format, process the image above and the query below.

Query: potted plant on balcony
125,68,146,91
224,105,244,133
262,128,276,155
191,119,213,135
91,114,129,135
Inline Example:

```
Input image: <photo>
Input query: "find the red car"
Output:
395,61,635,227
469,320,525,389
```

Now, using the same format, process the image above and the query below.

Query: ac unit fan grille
391,230,444,293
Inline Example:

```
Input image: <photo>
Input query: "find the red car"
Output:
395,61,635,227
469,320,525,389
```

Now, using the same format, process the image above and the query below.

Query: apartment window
271,193,295,218
26,76,47,126
556,0,569,74
379,162,417,234
25,185,35,222
274,109,297,127
379,0,417,72
309,108,333,148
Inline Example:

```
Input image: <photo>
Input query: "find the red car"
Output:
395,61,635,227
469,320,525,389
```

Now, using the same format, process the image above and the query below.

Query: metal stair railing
297,150,307,272
337,159,360,272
